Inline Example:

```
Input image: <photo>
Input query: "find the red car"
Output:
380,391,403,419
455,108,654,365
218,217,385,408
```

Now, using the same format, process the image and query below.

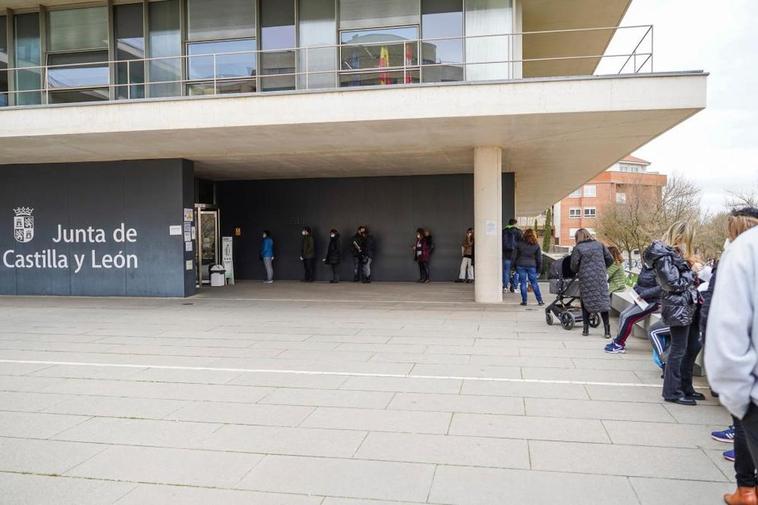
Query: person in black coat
570,228,614,337
324,229,342,283
643,221,702,406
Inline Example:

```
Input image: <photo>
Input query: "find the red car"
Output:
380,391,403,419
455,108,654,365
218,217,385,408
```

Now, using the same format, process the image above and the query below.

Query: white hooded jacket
705,226,758,419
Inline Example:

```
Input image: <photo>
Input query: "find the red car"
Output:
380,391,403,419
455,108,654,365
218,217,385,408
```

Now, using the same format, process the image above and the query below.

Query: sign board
485,220,498,236
222,236,235,285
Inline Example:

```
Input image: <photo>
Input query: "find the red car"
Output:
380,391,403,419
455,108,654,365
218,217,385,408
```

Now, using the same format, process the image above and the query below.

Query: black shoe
710,389,720,398
455,279,464,283
509,286,515,293
582,326,589,336
685,392,706,401
329,280,338,284
519,302,527,306
665,397,697,406
537,301,545,306
466,279,472,284
603,325,611,339
353,277,360,282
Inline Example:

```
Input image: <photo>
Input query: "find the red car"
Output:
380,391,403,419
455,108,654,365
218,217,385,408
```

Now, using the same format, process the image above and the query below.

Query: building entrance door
195,205,220,286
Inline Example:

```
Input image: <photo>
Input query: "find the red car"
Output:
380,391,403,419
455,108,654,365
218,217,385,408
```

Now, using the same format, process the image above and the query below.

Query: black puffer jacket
633,265,662,303
325,234,341,265
643,241,698,327
570,239,614,313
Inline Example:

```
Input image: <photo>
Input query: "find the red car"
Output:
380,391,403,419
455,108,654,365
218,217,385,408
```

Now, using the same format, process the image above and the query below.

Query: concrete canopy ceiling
0,73,706,216
521,0,632,77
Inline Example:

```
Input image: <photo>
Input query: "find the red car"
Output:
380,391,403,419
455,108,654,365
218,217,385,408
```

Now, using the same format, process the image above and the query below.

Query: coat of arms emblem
13,207,34,243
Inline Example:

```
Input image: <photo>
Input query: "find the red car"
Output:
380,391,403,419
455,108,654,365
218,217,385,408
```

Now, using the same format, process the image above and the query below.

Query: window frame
583,185,597,198
583,207,597,218
568,208,581,219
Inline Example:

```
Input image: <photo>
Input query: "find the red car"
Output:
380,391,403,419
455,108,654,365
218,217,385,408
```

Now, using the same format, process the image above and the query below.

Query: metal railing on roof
0,25,654,108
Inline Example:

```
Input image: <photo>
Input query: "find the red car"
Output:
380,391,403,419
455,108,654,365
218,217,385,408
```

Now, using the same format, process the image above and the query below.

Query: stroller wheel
560,312,575,331
545,312,554,326
588,313,601,328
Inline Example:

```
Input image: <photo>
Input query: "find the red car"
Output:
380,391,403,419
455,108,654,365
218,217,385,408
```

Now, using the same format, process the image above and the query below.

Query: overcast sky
616,0,758,213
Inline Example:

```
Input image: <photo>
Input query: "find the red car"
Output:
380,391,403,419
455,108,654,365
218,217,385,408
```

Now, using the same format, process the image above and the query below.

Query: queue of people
579,207,758,505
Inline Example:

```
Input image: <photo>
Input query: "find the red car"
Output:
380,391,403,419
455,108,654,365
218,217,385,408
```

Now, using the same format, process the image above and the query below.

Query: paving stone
0,438,106,474
388,392,524,415
0,411,90,438
200,424,366,457
322,499,424,505
460,380,589,399
630,477,734,505
370,352,471,364
356,431,530,468
603,420,727,449
530,440,727,481
114,484,322,505
227,371,349,389
301,407,451,434
450,413,609,443
238,455,435,502
340,376,462,394
0,473,135,505
166,402,314,426
663,404,732,425
521,367,643,383
428,465,640,505
43,395,188,419
259,388,394,409
53,417,222,448
525,398,676,422
66,445,263,488
0,391,68,412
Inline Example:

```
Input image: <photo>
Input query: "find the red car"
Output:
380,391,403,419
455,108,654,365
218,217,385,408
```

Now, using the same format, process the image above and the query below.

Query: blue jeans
502,258,519,289
516,266,543,304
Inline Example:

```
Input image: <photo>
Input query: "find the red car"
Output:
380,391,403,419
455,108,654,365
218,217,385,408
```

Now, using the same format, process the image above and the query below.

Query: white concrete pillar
474,146,503,304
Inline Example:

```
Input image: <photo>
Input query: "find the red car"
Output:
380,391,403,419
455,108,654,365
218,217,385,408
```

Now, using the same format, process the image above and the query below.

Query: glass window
187,0,255,42
48,51,109,89
298,0,337,89
0,16,7,106
569,208,581,219
340,0,420,30
340,26,419,87
616,192,627,204
186,39,256,95
568,188,582,198
584,208,596,218
48,7,108,52
465,0,513,81
14,13,41,105
149,0,182,98
421,0,463,83
583,185,597,197
260,0,295,91
115,3,145,99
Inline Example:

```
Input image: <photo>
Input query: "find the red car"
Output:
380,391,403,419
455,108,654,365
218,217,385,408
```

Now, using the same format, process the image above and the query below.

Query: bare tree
726,190,758,209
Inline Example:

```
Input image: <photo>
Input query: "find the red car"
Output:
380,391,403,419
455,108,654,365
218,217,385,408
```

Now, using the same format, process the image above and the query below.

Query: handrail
0,25,654,106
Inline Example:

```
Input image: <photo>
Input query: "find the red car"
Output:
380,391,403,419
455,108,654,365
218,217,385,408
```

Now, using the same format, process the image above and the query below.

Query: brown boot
724,487,758,505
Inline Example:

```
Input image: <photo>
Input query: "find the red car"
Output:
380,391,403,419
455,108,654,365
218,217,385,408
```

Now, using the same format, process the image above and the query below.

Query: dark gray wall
217,174,515,282
0,159,196,297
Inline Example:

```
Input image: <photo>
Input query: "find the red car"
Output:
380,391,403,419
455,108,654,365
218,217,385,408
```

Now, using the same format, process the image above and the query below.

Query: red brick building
554,156,667,245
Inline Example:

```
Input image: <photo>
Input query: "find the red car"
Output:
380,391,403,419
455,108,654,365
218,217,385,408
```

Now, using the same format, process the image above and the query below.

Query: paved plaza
0,282,734,505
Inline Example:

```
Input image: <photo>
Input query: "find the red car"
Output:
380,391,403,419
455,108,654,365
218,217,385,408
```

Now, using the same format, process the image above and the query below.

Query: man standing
502,218,522,292
300,226,316,282
351,226,366,282
362,226,376,283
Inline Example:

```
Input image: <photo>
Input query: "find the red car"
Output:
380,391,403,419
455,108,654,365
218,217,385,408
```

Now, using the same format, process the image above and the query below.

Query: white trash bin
210,265,226,287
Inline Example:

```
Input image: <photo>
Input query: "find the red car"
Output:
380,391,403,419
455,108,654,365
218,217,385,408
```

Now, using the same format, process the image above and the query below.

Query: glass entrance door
195,207,220,285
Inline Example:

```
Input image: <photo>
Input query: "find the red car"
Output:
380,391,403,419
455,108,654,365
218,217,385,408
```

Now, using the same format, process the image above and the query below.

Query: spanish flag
379,46,390,85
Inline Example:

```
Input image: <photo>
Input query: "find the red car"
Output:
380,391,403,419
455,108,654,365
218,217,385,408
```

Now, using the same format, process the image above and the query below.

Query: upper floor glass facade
0,0,520,106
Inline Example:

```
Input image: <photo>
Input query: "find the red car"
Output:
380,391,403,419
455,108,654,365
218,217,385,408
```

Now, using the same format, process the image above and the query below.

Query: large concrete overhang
521,0,632,77
0,72,706,216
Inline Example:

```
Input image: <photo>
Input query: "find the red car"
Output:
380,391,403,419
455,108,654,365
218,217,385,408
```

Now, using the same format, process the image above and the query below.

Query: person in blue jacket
260,230,275,283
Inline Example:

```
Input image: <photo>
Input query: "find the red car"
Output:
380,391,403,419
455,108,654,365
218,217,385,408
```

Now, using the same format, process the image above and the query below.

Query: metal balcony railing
0,25,654,108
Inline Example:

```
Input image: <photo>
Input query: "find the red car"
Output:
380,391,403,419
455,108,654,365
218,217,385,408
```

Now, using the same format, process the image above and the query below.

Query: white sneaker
263,280,273,284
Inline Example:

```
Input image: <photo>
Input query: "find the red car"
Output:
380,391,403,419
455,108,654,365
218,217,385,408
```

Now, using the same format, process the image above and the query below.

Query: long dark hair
263,230,272,238
608,245,624,264
523,228,538,246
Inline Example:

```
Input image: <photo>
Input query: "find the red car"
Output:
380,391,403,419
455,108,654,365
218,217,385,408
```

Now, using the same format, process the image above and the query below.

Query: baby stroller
545,256,601,331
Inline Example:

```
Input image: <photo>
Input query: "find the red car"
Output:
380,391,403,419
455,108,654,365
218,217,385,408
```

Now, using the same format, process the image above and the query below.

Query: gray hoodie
704,226,758,419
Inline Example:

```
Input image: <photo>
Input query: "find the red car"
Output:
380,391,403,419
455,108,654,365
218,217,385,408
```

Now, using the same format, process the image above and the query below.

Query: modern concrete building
0,0,706,302
554,156,668,246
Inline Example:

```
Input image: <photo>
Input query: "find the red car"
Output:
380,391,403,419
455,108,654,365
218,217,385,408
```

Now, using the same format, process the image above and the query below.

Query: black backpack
502,227,520,251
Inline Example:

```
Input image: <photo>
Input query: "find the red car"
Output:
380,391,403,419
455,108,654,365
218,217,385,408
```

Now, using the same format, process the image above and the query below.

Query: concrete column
474,146,503,304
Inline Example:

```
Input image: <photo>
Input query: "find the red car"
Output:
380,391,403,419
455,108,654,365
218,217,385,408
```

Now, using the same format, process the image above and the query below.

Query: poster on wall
222,236,234,285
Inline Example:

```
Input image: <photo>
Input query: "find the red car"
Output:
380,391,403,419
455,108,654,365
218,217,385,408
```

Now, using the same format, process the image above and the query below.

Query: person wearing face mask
300,226,316,282
260,230,274,283
643,221,702,406
456,228,475,283
413,228,431,283
324,229,342,283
